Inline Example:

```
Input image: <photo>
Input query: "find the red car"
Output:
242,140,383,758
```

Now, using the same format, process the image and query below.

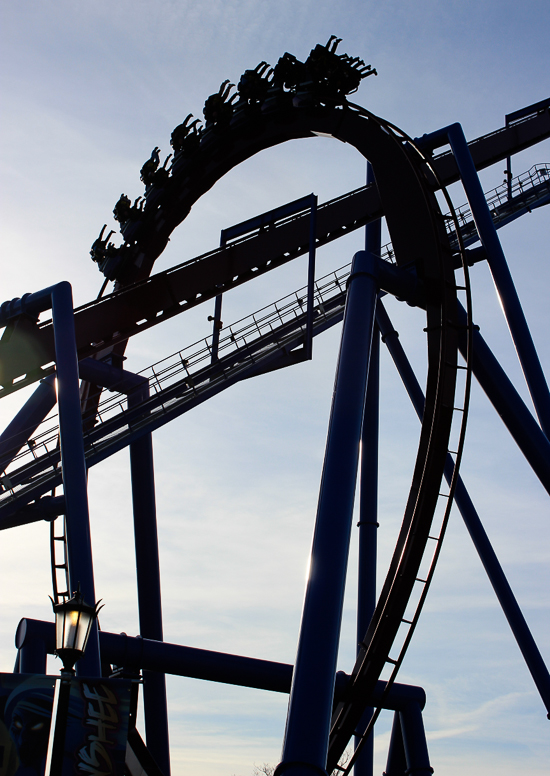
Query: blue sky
1,1,549,773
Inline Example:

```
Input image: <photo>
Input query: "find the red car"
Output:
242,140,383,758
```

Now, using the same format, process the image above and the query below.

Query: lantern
50,586,102,674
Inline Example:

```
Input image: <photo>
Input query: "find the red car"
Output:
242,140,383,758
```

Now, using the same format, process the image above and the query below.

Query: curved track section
0,111,548,395
109,101,462,765
327,117,471,769
1,55,471,767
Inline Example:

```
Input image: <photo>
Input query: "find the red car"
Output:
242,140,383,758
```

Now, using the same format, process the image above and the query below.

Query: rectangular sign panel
0,673,132,776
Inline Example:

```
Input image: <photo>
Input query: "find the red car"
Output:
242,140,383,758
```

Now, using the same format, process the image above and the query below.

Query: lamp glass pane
62,609,81,651
55,610,65,651
74,611,93,653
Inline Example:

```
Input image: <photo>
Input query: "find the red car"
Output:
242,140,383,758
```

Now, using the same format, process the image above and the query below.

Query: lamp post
45,587,102,775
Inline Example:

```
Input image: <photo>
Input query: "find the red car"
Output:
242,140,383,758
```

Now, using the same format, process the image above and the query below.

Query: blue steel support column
376,300,550,716
354,162,380,776
51,283,100,677
383,713,407,776
128,385,171,776
354,326,379,776
399,703,433,775
277,251,379,776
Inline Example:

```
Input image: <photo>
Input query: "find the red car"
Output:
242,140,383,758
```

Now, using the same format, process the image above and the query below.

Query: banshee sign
0,673,132,776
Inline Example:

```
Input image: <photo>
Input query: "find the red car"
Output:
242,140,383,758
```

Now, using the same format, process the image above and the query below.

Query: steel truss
1,73,549,776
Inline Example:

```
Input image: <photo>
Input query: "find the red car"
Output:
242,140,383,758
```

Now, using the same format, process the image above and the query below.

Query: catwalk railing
450,163,550,244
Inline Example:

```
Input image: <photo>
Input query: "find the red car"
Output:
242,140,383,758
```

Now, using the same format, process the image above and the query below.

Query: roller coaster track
1,83,548,772
0,106,548,396
1,162,548,516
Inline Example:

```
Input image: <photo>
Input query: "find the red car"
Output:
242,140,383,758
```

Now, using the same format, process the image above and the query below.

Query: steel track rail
2,161,547,507
0,294,348,521
1,160,547,497
0,106,547,396
326,112,473,770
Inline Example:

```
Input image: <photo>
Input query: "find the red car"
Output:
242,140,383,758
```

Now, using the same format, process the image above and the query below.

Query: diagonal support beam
418,122,550,437
455,303,550,496
0,375,56,474
376,300,550,716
